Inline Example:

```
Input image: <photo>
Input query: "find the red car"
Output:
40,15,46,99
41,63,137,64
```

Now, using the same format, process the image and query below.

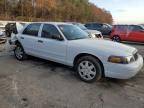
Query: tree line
0,0,113,24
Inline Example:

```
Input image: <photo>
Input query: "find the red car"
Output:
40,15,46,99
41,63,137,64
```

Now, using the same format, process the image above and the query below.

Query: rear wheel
14,44,27,61
112,35,121,42
75,56,103,83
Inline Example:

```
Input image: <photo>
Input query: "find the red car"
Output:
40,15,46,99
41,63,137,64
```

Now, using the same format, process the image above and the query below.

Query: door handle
38,40,43,43
20,37,24,39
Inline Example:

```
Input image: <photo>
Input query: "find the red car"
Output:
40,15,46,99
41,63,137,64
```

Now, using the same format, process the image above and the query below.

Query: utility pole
32,0,36,18
4,0,7,18
21,0,24,16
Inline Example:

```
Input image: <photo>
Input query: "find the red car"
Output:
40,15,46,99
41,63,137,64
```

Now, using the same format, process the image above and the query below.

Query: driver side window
41,24,61,39
129,25,142,32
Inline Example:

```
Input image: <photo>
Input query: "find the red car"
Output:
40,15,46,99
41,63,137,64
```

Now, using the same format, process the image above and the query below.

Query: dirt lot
0,41,144,108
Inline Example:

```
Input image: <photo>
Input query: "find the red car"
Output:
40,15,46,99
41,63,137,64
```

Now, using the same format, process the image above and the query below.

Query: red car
111,25,144,42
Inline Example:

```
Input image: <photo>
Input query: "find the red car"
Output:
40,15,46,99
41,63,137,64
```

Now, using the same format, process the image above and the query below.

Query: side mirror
52,34,63,41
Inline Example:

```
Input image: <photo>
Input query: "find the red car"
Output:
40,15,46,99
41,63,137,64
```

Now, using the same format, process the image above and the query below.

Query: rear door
18,23,41,55
119,25,129,41
37,24,67,64
127,25,144,42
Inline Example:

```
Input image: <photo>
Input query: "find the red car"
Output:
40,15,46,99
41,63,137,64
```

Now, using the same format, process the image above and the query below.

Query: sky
89,0,144,24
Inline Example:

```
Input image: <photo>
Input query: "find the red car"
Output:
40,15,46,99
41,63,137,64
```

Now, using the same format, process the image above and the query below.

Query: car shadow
26,56,79,82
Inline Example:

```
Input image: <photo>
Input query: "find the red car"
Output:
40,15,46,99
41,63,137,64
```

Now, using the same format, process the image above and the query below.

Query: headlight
108,55,135,64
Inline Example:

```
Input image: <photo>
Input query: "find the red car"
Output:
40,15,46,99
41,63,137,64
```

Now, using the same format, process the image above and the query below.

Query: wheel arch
73,53,105,77
14,40,25,51
15,40,22,46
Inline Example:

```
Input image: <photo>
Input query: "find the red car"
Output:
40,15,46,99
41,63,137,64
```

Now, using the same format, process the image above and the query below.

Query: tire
14,44,27,61
112,35,121,42
75,56,103,83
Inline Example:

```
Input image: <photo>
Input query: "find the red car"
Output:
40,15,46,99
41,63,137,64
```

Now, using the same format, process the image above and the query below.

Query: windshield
74,23,87,30
107,24,112,28
59,25,90,40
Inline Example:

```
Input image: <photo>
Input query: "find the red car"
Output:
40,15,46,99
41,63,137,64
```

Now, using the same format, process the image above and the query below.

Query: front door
127,25,144,42
37,24,67,64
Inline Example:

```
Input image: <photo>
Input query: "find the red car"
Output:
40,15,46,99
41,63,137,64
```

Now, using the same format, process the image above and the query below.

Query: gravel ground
0,40,143,108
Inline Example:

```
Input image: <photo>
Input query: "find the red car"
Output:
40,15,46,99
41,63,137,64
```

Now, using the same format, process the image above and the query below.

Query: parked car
5,23,16,37
0,22,6,32
0,30,6,43
69,22,103,39
85,23,112,35
10,22,143,82
5,22,28,37
111,25,144,42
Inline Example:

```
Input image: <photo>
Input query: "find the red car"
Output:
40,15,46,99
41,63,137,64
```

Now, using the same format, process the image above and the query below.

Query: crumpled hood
69,39,137,56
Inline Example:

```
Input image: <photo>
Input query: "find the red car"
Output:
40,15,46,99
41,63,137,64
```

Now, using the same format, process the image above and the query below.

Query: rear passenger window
23,23,41,36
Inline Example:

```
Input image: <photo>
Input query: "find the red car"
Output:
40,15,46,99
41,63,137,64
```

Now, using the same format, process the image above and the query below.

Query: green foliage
0,0,113,24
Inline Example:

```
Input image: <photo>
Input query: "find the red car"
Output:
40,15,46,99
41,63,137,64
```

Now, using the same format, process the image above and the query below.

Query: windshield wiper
70,37,87,40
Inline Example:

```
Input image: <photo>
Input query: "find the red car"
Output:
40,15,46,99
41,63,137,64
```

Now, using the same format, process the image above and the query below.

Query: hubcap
78,61,96,80
113,36,120,42
15,46,23,59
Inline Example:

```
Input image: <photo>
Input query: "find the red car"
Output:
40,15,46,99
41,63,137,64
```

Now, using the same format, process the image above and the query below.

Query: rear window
115,25,128,31
85,24,92,29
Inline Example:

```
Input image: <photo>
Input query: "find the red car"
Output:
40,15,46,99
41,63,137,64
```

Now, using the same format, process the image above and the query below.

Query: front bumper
104,54,143,79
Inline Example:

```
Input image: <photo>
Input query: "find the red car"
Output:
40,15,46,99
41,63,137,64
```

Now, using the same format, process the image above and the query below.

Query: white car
10,22,143,82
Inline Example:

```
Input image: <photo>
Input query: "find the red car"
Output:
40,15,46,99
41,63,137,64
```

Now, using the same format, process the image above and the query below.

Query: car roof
30,22,73,26
114,24,129,26
85,22,108,24
66,22,81,24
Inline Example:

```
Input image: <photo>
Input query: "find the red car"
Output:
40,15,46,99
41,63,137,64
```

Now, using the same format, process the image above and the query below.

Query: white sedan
10,22,143,82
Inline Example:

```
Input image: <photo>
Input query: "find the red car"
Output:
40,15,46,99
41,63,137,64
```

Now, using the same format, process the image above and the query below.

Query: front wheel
14,44,27,61
75,56,103,83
